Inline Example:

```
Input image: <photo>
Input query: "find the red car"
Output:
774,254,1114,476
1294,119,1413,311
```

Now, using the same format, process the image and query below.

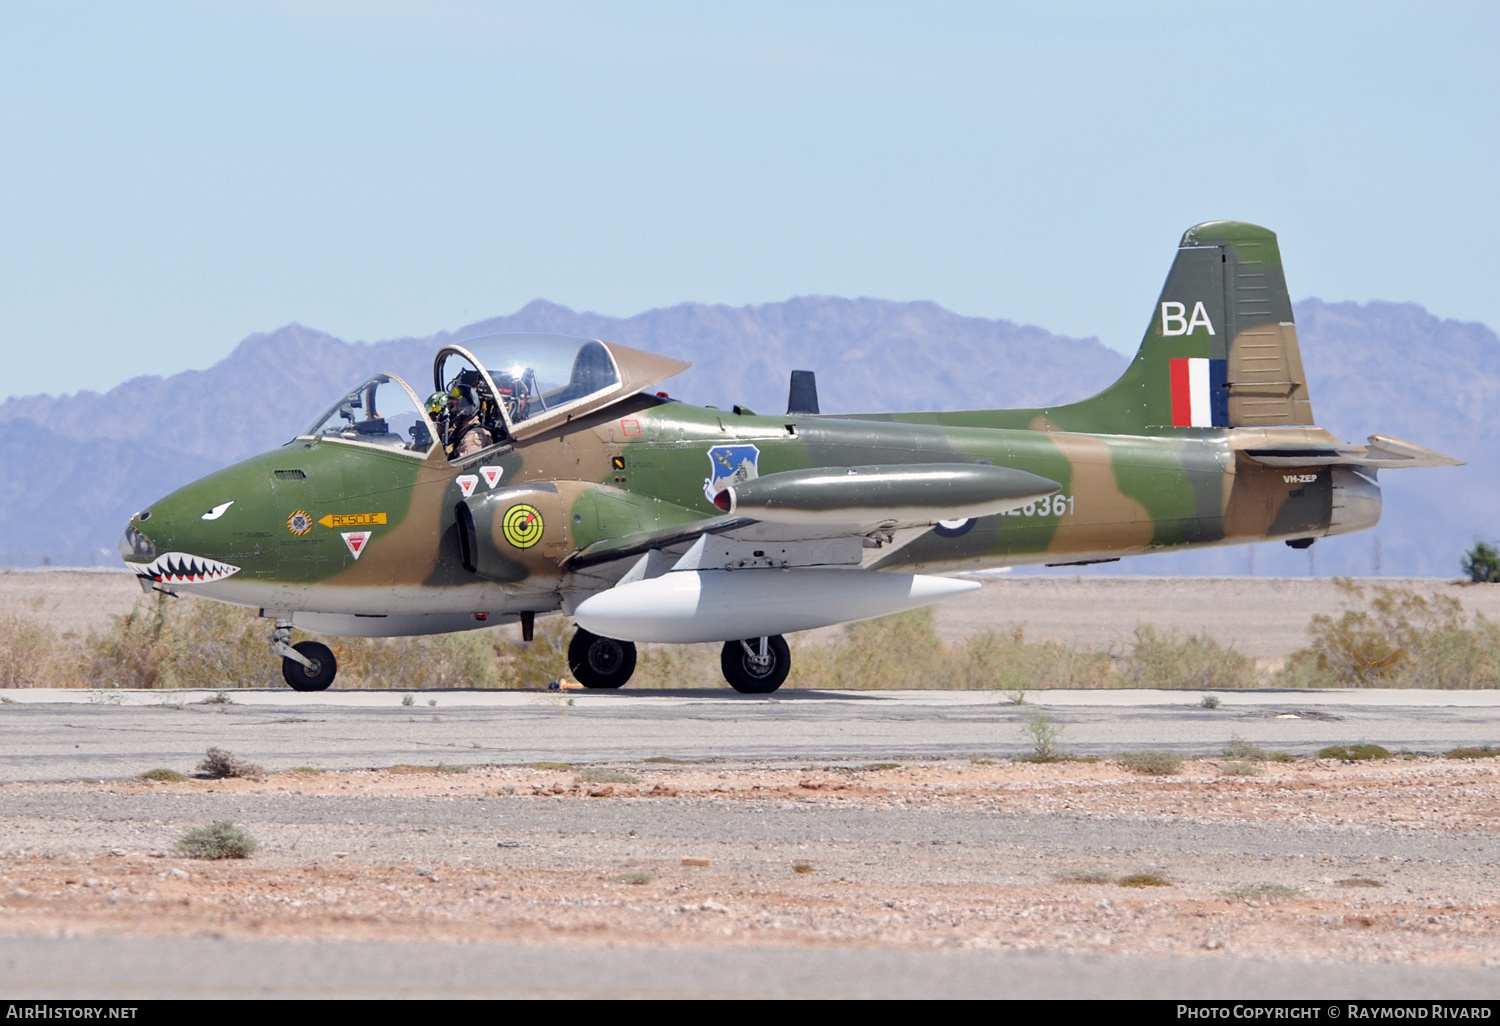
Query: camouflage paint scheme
120,222,1457,638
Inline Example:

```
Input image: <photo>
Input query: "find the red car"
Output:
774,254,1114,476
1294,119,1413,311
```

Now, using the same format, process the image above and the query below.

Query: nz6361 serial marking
119,221,1460,693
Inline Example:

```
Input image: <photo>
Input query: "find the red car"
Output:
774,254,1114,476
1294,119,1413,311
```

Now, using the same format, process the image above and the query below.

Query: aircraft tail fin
1035,221,1316,434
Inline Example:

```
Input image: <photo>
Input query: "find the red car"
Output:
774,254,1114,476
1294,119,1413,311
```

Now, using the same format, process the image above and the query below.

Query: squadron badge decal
502,503,544,549
287,510,313,536
702,444,760,504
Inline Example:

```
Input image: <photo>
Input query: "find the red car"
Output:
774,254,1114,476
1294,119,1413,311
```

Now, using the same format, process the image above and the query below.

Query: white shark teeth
136,552,242,585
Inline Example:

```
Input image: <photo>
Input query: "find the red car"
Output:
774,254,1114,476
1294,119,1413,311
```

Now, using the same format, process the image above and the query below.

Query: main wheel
568,628,637,689
721,635,791,694
282,640,337,692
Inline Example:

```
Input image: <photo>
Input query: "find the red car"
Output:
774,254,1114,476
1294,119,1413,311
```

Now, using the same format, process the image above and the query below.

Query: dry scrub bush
631,642,721,688
75,595,571,690
784,610,1259,691
1018,711,1067,762
489,615,571,688
1056,870,1114,884
175,821,259,859
15,577,1500,693
1121,625,1256,690
1223,735,1294,763
1225,882,1299,901
1317,744,1392,761
87,598,175,688
0,614,78,687
1118,751,1183,775
787,609,1114,691
197,747,263,779
1283,580,1500,689
87,597,284,689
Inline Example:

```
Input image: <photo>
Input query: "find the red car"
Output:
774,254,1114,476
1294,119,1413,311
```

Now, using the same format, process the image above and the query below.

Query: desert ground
4,571,1500,997
2,757,1500,997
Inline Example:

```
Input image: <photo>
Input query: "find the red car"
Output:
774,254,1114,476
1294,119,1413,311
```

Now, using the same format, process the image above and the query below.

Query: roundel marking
502,503,545,549
933,517,975,539
287,510,313,536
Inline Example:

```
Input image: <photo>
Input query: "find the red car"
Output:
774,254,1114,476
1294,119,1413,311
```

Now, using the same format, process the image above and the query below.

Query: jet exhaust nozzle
1326,466,1382,537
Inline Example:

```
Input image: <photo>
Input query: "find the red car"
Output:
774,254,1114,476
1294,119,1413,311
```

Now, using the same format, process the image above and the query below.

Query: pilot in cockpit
444,382,493,458
405,391,447,453
491,368,534,423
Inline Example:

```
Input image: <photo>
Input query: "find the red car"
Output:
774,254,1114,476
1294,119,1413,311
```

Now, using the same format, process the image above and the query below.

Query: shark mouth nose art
135,552,242,585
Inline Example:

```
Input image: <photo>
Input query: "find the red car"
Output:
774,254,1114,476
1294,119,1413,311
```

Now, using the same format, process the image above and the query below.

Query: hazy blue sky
1,1,1496,399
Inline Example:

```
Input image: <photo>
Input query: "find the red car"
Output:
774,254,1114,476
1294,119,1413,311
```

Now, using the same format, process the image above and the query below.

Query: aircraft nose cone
119,515,158,563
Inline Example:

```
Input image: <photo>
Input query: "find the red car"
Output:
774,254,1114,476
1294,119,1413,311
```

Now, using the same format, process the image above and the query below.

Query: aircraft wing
564,513,758,571
1242,434,1463,470
563,463,1060,573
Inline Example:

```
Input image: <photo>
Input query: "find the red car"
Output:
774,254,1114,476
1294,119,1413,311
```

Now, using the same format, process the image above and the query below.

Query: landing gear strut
721,635,790,694
568,628,637,689
272,620,337,692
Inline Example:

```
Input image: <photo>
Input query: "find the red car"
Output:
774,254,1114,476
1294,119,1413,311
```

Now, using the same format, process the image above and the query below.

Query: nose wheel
568,628,637,689
281,641,337,691
271,620,337,692
721,635,790,694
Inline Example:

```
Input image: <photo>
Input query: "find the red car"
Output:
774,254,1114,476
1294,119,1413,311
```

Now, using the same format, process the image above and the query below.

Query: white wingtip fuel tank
573,568,980,644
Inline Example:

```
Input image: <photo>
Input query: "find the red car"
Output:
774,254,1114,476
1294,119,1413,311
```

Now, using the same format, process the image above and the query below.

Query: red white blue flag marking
1169,358,1228,428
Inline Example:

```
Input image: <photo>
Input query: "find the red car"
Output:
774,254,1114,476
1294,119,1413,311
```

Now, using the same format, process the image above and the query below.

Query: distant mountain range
1,297,1494,577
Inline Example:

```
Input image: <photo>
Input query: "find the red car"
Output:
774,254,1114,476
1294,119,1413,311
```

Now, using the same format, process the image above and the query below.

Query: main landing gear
569,628,637,689
720,635,791,694
565,627,793,693
272,620,337,692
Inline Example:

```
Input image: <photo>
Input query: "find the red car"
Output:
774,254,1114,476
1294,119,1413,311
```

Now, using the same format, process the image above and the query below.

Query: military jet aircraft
119,221,1460,693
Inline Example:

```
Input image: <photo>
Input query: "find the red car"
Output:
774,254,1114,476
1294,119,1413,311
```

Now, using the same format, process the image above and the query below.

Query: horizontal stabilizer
1244,434,1463,470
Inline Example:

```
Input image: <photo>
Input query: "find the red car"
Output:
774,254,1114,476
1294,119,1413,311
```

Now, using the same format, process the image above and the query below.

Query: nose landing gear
271,620,337,692
721,635,790,694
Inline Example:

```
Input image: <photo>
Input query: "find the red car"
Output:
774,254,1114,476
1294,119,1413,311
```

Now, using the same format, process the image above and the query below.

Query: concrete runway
2,935,1496,999
3,687,1499,780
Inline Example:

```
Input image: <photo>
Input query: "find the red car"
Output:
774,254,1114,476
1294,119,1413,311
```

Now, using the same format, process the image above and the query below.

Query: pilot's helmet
491,371,529,419
425,392,447,418
448,383,477,418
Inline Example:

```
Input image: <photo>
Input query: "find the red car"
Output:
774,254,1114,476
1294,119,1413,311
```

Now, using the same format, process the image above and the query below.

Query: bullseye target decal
501,503,544,549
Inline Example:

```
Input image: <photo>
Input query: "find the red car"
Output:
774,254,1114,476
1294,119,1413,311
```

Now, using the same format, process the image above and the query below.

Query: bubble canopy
302,374,436,455
432,333,691,444
437,335,619,428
